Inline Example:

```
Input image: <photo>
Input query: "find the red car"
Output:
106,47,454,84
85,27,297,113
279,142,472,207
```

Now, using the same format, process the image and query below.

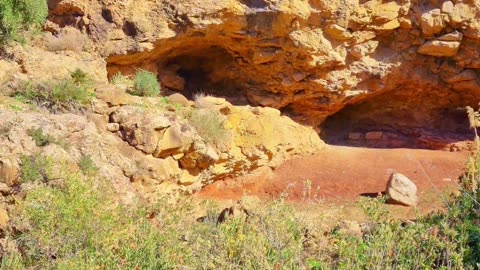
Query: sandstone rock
168,93,190,106
178,170,200,185
106,123,120,132
325,24,353,41
351,31,376,44
159,71,185,91
374,19,400,31
95,84,133,106
350,40,379,60
365,131,383,140
437,31,463,42
441,1,454,14
386,173,418,206
132,156,182,186
154,127,189,158
0,207,9,229
373,2,401,23
417,40,460,57
180,142,219,169
421,9,445,36
0,158,18,186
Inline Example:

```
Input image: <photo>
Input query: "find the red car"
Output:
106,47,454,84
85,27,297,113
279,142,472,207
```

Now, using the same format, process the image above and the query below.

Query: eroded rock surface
42,0,480,146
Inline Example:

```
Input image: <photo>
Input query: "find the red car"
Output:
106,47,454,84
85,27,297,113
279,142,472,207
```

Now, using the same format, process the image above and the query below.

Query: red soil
197,145,470,203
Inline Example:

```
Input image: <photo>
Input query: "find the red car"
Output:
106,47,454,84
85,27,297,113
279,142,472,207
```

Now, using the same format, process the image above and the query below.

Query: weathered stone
441,1,454,14
178,170,200,185
154,127,186,158
106,123,120,132
417,40,460,57
95,84,132,106
325,24,353,41
159,71,185,91
421,9,445,36
373,2,401,23
437,31,463,42
0,158,18,186
0,207,9,229
168,93,190,106
386,173,418,206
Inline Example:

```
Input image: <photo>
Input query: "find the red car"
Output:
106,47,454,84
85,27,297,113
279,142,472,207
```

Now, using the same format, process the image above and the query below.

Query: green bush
132,70,161,97
27,128,53,147
10,173,168,269
78,155,98,175
19,154,52,183
0,0,48,43
14,69,95,113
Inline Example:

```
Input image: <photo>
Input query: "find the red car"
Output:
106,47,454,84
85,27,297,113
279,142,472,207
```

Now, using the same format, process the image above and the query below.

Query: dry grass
44,27,87,52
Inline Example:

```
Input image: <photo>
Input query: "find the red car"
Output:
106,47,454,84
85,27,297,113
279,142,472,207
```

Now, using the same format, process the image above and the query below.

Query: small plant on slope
132,70,161,97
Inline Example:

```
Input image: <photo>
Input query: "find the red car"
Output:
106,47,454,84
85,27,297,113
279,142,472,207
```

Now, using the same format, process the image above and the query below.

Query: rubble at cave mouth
320,88,476,151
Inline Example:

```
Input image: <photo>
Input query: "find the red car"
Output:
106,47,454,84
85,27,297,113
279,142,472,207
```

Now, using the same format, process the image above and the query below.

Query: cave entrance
159,46,250,105
321,88,475,150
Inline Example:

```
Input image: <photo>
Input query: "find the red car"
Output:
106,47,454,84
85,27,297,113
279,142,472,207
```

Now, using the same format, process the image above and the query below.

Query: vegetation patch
77,155,98,175
131,70,161,97
13,69,95,113
189,109,231,146
19,154,52,183
27,128,54,147
0,0,48,43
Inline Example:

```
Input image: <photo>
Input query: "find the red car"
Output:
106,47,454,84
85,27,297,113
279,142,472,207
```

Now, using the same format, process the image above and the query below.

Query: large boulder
386,173,418,207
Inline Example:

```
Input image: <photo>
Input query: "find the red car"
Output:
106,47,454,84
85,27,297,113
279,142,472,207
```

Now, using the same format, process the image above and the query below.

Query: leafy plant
19,154,52,183
14,70,95,113
11,173,168,269
131,70,161,97
0,0,48,43
78,155,98,175
27,128,53,147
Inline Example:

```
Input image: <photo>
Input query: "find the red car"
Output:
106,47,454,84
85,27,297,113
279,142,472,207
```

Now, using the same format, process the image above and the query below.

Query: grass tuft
131,70,161,97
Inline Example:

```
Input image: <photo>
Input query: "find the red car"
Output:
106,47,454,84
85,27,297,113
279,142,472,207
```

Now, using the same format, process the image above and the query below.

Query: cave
321,87,476,150
157,46,251,105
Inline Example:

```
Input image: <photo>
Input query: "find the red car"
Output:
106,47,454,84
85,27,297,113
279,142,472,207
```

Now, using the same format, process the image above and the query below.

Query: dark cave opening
320,88,475,150
159,46,250,105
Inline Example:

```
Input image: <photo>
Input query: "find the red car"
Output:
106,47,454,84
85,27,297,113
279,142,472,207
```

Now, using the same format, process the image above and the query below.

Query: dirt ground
196,145,470,219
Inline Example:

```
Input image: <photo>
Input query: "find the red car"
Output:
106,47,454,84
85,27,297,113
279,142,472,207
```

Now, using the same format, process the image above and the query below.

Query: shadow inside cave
158,46,252,106
320,87,476,151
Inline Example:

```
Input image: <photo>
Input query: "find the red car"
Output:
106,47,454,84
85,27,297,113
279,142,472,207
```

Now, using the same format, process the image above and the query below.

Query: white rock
386,173,418,206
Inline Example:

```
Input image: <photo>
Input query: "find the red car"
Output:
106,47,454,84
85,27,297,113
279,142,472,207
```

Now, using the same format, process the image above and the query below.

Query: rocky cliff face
45,0,480,149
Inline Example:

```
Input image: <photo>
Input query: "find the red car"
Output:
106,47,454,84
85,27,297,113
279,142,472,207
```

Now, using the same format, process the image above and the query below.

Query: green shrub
78,155,98,175
189,109,231,146
19,154,52,183
14,69,95,113
27,128,53,147
184,199,304,269
0,0,48,43
132,70,161,97
11,173,168,269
